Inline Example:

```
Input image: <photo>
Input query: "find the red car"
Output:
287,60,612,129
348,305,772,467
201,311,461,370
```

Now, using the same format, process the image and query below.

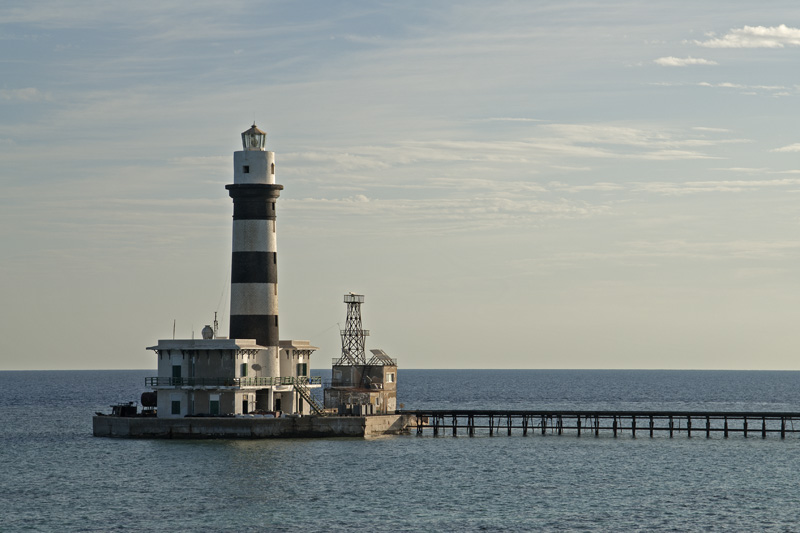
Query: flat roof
147,338,265,351
147,338,319,351
280,339,319,351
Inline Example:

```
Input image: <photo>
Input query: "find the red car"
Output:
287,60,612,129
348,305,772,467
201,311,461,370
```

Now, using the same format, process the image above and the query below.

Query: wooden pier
397,410,800,439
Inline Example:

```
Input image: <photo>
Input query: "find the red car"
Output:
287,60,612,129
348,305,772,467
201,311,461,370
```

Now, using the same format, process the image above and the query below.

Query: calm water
2,369,800,532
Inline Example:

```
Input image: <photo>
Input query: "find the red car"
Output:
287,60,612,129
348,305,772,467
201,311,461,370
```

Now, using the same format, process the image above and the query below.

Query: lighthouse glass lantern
242,123,266,151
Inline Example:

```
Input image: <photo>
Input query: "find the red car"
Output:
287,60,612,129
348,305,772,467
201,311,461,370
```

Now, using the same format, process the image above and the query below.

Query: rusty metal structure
336,293,370,365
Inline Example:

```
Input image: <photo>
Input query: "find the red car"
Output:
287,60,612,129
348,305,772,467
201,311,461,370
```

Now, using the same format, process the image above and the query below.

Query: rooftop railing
331,358,397,366
145,376,322,388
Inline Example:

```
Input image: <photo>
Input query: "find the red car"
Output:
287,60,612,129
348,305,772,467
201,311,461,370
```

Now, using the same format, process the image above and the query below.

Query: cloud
696,81,792,97
283,151,390,171
654,56,717,67
481,117,545,122
550,182,625,193
282,193,610,235
623,239,800,261
168,155,228,167
698,82,786,91
709,167,767,173
0,87,51,101
696,25,800,48
692,127,731,133
633,177,800,195
771,143,800,153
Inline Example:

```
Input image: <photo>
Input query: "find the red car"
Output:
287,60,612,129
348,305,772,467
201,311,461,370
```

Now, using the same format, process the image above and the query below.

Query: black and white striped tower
226,124,282,375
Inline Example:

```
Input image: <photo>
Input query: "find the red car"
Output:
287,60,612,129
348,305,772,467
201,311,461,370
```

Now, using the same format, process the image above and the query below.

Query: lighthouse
226,124,282,379
93,123,414,437
143,124,322,418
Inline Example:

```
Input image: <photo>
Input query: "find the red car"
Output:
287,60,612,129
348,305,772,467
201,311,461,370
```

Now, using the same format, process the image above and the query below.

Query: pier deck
398,410,800,438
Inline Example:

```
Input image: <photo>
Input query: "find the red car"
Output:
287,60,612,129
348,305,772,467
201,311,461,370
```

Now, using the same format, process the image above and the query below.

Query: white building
147,337,320,417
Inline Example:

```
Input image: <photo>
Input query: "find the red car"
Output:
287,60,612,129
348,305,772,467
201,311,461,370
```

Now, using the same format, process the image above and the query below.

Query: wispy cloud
624,239,800,260
654,56,717,67
480,117,545,122
709,167,767,173
283,151,391,171
550,182,625,193
696,25,800,48
0,87,51,101
634,177,800,195
283,194,609,234
771,143,800,153
698,82,785,91
692,127,731,133
696,81,793,97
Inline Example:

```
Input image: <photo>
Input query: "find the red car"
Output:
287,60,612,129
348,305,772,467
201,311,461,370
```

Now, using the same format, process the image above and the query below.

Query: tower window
243,165,250,173
271,163,275,175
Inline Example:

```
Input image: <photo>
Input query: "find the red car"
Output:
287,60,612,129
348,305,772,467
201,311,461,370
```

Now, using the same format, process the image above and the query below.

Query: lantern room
242,123,267,151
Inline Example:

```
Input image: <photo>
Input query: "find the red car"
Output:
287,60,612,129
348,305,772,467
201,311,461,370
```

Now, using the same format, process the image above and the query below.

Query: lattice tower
337,293,370,365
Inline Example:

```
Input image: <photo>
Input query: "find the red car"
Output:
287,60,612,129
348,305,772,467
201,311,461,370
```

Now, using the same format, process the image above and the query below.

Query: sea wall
93,414,412,439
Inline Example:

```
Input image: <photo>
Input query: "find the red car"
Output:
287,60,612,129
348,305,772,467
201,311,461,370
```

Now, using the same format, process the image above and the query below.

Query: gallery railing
145,376,322,387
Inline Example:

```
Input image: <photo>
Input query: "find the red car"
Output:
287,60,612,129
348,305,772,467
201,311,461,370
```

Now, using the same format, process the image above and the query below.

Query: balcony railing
145,376,322,388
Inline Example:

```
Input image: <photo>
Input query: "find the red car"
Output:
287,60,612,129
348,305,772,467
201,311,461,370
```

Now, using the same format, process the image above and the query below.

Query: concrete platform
93,414,412,439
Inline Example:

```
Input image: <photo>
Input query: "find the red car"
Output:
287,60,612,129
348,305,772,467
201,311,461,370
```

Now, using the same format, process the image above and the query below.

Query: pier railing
145,376,322,388
398,409,800,439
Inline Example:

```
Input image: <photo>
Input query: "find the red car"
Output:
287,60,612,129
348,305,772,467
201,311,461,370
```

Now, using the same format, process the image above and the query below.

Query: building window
387,372,395,383
240,363,248,377
210,394,220,415
243,165,250,173
171,400,181,415
270,163,275,175
297,363,308,377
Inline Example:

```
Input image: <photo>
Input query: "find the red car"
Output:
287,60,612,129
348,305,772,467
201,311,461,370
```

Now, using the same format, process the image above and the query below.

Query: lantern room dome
242,123,267,151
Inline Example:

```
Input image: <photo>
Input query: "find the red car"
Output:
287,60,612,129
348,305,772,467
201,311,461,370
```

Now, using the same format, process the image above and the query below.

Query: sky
2,1,800,370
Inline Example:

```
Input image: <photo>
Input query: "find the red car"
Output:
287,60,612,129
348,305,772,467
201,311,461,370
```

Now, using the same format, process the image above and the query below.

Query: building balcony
145,376,322,389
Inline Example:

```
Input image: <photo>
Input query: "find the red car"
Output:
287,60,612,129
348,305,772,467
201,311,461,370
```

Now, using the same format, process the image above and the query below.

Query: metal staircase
294,382,326,416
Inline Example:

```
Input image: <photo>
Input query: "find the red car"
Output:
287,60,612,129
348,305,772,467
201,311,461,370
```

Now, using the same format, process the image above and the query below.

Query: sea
2,369,800,532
